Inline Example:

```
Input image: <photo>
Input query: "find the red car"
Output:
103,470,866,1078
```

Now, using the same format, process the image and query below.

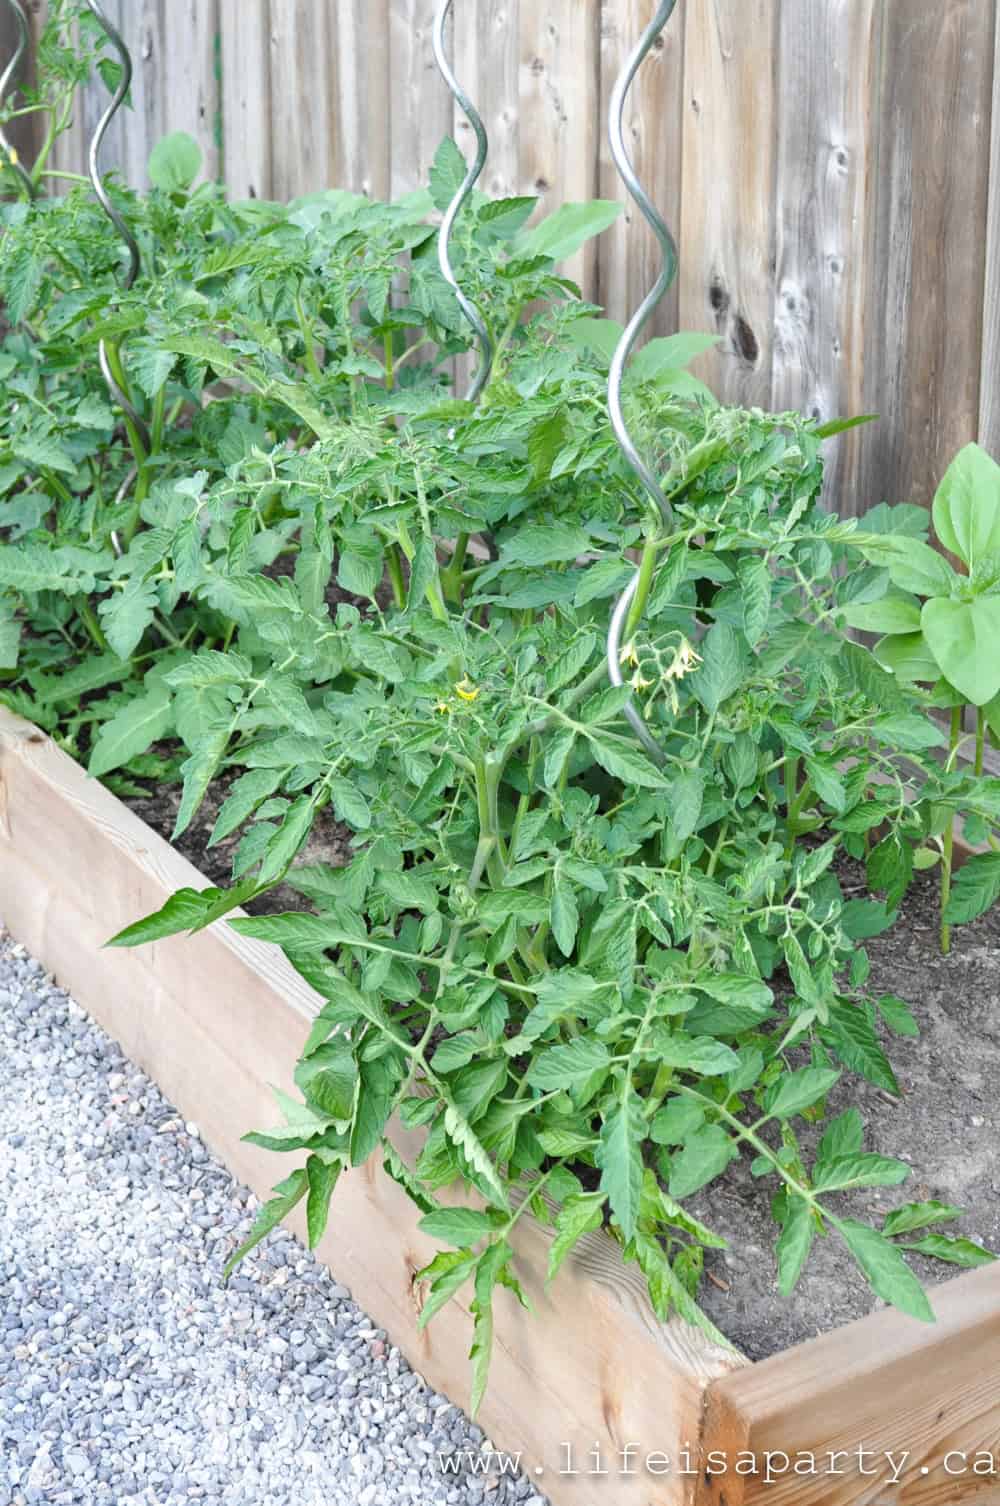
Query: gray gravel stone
0,928,548,1506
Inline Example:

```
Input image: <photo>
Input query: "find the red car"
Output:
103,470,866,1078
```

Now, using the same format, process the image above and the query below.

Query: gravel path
0,929,546,1506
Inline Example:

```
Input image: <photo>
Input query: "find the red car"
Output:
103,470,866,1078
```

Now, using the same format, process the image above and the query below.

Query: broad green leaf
173,725,231,839
415,1249,479,1330
943,852,1000,924
97,574,159,660
419,1208,503,1247
922,596,1000,704
874,630,941,684
812,1152,910,1193
650,1098,706,1146
899,1235,996,1268
547,1192,605,1284
107,884,255,947
627,333,720,383
654,1037,739,1077
882,1201,964,1238
843,592,922,635
566,316,624,361
596,1088,645,1240
500,521,592,567
516,200,623,262
826,1003,900,1094
88,685,172,779
468,1240,512,1417
330,776,372,831
550,874,579,958
765,1067,841,1122
305,1155,341,1248
839,1220,934,1322
776,1197,815,1296
210,768,283,847
668,1124,739,1200
816,1107,864,1165
739,556,771,645
586,731,668,789
428,136,467,212
876,994,919,1038
526,1037,610,1091
872,536,958,599
295,1042,357,1120
689,621,748,713
931,441,1000,569
148,130,203,191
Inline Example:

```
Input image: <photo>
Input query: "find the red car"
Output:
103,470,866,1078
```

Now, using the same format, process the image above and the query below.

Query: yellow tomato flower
455,678,480,702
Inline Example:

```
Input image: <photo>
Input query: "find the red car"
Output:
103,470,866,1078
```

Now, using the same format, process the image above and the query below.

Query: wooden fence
6,1,1000,521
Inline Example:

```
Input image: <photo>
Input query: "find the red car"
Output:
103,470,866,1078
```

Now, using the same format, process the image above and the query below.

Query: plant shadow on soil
121,783,1000,1363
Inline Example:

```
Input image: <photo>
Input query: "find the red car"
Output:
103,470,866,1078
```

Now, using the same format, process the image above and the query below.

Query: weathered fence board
11,0,1000,518
858,0,995,515
770,0,882,516
678,0,779,409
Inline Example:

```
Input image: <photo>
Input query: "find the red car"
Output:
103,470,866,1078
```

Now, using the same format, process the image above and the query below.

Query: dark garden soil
127,776,354,915
693,864,1000,1360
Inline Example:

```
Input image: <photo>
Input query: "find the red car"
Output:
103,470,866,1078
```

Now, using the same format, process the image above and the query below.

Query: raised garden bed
4,703,1000,1506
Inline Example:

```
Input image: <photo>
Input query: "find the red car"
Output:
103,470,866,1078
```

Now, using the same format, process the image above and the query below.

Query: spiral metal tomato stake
85,0,151,465
431,0,494,400
605,0,680,765
0,0,36,200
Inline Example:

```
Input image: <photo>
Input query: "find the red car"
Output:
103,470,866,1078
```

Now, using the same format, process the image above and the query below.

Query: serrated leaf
776,1197,815,1296
596,1088,645,1240
813,1152,910,1193
107,883,255,947
419,1208,501,1246
899,1235,996,1268
88,685,172,779
839,1220,934,1322
883,1201,965,1238
943,852,1000,924
766,1067,841,1121
97,574,159,660
526,1037,610,1091
668,1123,739,1200
547,1192,605,1284
586,731,668,789
330,776,372,831
223,1170,308,1279
305,1155,341,1248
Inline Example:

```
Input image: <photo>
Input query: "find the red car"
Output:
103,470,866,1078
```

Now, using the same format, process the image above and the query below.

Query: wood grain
161,0,221,184
980,5,1000,460
679,0,779,406
330,0,390,200
389,0,453,201
268,0,332,200
219,0,271,201
771,0,882,515
518,0,602,292
454,0,521,201
597,0,685,334
0,707,742,1505
858,0,995,514
696,1261,1000,1506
